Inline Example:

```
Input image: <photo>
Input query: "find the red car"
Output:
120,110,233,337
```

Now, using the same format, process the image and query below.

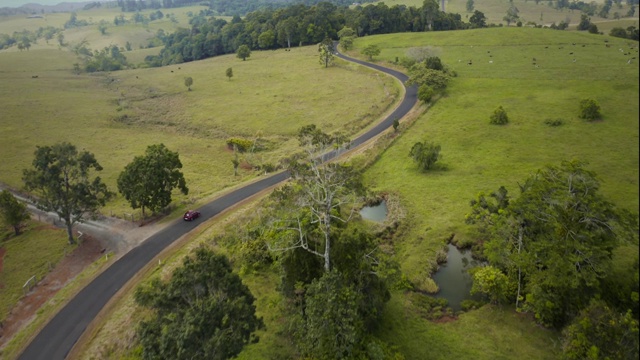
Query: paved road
18,50,417,360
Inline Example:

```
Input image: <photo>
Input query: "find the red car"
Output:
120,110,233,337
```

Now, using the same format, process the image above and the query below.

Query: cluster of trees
0,26,62,51
207,125,403,358
21,142,188,244
406,55,453,104
466,161,639,358
144,0,481,67
84,45,130,72
610,25,640,40
134,246,263,360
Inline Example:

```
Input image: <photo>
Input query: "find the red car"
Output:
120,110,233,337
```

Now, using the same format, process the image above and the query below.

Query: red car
183,210,201,221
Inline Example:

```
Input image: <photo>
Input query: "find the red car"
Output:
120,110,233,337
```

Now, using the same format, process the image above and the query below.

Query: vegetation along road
18,48,418,360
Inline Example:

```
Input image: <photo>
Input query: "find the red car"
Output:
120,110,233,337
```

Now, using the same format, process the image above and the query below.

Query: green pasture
354,27,638,289
0,44,398,219
0,222,70,324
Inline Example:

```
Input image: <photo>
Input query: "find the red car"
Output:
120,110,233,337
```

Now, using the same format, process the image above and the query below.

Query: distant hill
0,2,92,15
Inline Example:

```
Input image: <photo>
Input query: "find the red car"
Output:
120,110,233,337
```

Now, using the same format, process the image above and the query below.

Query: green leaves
409,141,441,171
134,247,263,360
22,142,112,243
0,190,30,236
470,161,638,328
117,144,188,218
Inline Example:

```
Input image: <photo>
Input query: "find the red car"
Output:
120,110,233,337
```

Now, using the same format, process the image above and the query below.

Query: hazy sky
2,0,89,8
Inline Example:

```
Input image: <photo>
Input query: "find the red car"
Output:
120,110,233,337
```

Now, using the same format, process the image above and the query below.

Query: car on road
183,210,201,221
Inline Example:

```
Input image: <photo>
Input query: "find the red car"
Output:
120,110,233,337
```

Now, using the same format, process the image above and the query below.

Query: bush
489,106,509,125
226,138,254,152
409,141,441,171
578,98,601,120
544,118,564,126
418,84,435,103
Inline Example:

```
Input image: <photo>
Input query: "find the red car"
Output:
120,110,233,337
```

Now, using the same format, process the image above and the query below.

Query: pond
432,244,482,311
359,200,388,222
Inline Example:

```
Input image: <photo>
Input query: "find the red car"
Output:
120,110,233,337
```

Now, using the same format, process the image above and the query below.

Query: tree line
144,0,479,67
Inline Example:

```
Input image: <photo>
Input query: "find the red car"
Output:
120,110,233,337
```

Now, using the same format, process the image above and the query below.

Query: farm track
17,49,418,360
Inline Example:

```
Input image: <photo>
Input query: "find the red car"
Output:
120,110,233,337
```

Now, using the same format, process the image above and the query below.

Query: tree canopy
467,161,638,328
134,247,263,360
117,144,188,218
0,190,30,236
22,142,112,244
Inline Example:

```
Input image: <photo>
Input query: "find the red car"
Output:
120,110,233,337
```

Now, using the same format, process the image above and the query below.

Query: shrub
489,106,509,125
226,138,254,152
418,84,435,103
578,98,601,120
409,141,441,171
544,118,564,126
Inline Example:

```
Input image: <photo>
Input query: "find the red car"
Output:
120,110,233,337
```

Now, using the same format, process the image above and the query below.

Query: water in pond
432,244,481,311
359,200,388,222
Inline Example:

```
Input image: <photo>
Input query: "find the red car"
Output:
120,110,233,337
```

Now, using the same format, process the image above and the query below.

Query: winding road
17,48,417,360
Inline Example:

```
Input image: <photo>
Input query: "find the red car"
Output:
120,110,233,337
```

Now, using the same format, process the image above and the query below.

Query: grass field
0,222,70,324
351,26,638,291
0,43,398,220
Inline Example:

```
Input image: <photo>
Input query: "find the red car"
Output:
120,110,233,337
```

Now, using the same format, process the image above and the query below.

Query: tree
117,144,188,219
226,67,233,80
361,44,381,60
134,247,263,360
469,10,487,28
184,76,193,91
409,141,441,171
468,161,638,328
236,44,251,61
98,23,107,35
23,143,113,244
471,265,511,305
490,105,509,125
258,29,275,49
269,125,356,272
577,14,591,30
0,190,30,236
406,64,451,91
338,26,356,51
292,271,364,359
588,23,599,34
418,84,435,103
503,5,520,26
579,98,601,120
318,38,335,68
466,0,475,12
562,300,639,359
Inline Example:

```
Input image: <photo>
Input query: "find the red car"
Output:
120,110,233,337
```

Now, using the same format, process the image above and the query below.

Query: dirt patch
0,235,104,348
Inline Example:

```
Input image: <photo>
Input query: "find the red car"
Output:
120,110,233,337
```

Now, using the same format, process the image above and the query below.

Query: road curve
18,49,417,360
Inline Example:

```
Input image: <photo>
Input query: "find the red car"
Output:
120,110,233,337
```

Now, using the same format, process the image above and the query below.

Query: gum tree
23,142,113,244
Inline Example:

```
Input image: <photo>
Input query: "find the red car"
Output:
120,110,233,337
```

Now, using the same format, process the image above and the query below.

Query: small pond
359,200,388,223
432,244,482,311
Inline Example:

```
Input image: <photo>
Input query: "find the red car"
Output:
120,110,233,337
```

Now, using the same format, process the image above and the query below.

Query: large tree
134,247,263,360
467,161,637,328
0,190,30,236
269,125,358,272
117,144,188,219
22,142,113,244
236,44,251,61
318,38,335,68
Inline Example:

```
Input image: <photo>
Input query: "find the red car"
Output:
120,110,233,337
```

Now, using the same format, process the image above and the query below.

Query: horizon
2,0,91,8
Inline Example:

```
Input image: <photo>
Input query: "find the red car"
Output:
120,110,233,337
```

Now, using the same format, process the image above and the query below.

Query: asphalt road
17,49,417,360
